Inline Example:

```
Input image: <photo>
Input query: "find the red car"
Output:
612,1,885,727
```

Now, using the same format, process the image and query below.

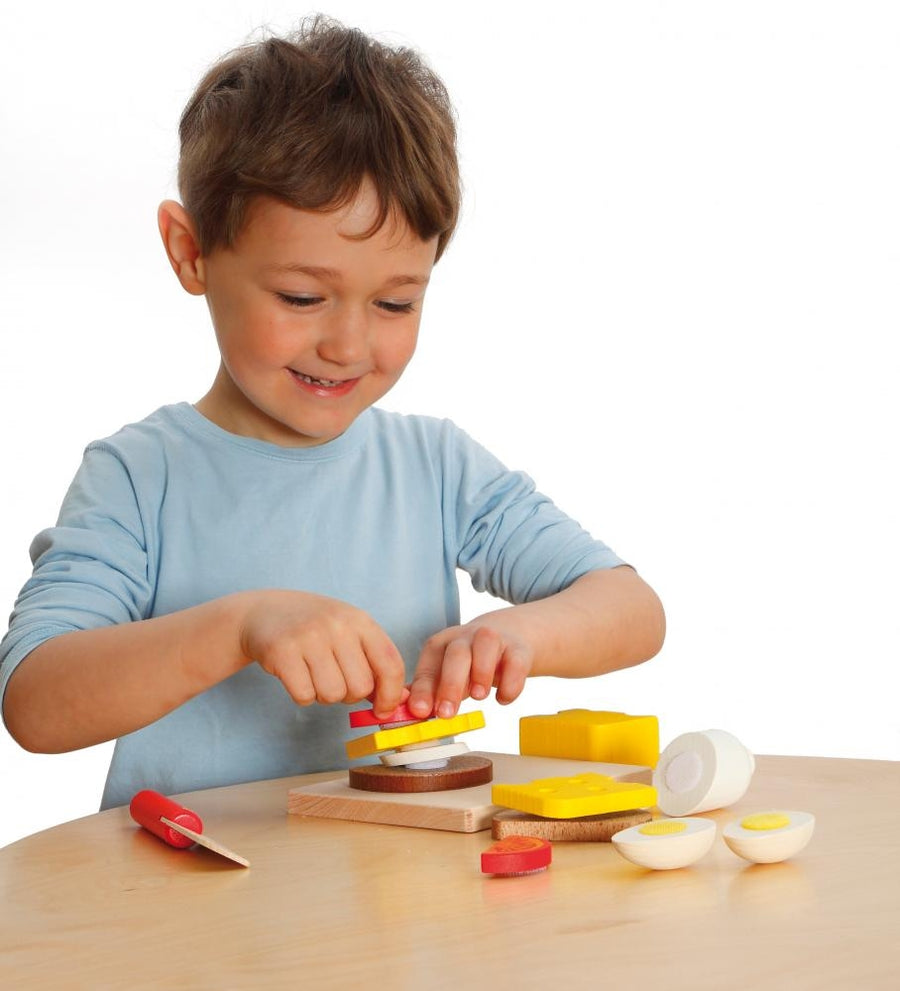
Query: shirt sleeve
443,422,625,604
0,443,154,706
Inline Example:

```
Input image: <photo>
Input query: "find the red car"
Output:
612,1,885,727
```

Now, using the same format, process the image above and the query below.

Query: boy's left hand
407,619,533,720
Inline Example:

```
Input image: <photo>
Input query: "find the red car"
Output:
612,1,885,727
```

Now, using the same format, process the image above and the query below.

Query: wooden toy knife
130,789,250,867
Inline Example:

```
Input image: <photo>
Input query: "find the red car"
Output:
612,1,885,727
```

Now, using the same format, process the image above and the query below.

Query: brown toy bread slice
491,807,652,841
348,755,493,793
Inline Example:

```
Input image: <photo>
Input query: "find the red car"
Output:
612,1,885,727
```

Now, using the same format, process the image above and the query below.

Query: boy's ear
158,200,207,295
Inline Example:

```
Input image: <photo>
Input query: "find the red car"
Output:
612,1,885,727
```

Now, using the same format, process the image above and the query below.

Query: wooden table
1,756,897,989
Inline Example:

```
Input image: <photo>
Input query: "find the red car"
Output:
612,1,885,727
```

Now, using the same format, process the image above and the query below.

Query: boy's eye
276,293,415,314
277,293,322,308
377,300,416,314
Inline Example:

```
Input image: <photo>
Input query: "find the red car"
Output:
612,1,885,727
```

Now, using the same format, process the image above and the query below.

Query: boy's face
195,181,437,447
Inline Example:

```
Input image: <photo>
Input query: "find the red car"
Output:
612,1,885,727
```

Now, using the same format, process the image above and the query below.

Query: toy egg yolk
741,813,791,831
639,820,688,836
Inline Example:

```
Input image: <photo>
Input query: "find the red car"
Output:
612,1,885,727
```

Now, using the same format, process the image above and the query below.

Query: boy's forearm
2,595,250,754
498,566,665,679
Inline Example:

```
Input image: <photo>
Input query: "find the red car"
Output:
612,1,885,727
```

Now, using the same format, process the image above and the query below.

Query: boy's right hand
236,590,406,719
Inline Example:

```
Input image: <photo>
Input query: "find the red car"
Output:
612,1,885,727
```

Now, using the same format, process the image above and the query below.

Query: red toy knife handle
130,790,204,849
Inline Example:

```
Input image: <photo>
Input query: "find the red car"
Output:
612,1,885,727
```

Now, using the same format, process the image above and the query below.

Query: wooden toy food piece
379,741,470,767
722,810,815,863
348,702,421,728
492,772,657,819
491,807,652,841
345,710,486,760
653,730,755,816
520,709,660,767
481,836,552,876
611,817,716,870
345,708,489,793
349,755,493,793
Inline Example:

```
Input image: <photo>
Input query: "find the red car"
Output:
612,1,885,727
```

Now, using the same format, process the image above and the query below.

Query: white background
1,1,898,849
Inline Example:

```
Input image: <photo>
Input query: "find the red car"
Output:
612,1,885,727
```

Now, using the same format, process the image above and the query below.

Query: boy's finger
333,640,375,704
370,679,406,717
433,637,473,719
364,633,407,717
495,644,531,704
277,657,318,707
408,641,445,717
468,627,503,701
365,684,411,706
303,651,349,706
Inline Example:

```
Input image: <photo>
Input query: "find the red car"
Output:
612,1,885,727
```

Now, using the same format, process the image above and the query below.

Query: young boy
0,18,664,810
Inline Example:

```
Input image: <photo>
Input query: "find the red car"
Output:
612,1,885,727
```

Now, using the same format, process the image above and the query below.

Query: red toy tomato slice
481,836,552,875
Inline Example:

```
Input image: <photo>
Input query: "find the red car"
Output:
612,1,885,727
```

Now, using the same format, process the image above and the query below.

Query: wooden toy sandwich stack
344,702,491,793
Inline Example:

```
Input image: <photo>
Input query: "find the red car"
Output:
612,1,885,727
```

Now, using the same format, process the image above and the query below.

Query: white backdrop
2,1,898,848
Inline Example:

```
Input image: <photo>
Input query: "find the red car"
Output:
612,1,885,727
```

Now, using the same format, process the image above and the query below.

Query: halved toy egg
722,810,814,863
611,817,716,870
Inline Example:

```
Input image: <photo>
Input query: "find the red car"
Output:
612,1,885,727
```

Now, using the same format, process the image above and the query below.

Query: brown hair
177,16,460,260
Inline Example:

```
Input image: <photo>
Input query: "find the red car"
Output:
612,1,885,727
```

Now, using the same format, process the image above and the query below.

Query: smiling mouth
289,369,360,396
293,371,347,388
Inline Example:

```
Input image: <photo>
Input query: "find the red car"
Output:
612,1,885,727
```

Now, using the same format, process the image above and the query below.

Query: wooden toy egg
611,817,716,870
722,811,815,863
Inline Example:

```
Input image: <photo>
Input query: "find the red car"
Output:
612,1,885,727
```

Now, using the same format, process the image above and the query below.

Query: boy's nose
316,309,371,366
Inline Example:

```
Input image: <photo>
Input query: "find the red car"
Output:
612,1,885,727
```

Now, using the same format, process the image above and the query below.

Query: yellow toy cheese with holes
345,710,485,760
519,709,659,768
491,773,658,819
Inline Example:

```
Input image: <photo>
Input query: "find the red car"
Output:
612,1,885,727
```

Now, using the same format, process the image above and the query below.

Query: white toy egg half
611,817,716,870
722,810,814,863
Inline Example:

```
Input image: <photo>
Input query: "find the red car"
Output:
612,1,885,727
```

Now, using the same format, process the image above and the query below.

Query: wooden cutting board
287,752,652,833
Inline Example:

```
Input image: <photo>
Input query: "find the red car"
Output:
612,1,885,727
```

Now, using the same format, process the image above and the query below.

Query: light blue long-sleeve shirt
0,403,623,808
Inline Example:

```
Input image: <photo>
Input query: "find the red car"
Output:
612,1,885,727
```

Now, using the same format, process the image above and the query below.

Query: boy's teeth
298,373,342,387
